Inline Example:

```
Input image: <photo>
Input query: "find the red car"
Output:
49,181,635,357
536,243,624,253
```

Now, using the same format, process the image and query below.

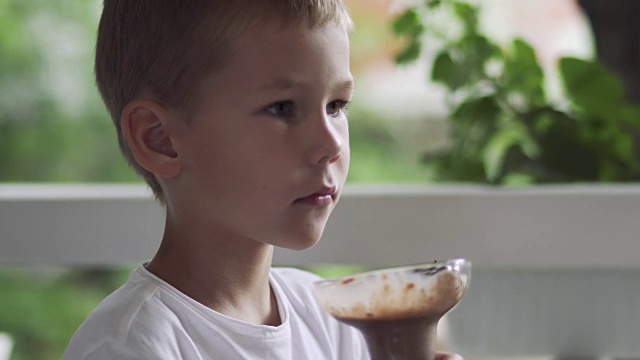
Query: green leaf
452,96,501,128
453,2,479,33
483,122,539,181
432,52,464,90
534,110,599,180
503,39,545,106
559,57,625,120
431,36,498,90
392,8,423,36
392,8,425,65
612,133,634,165
483,128,519,181
620,104,640,127
450,96,503,179
455,35,500,82
395,39,422,64
427,0,442,9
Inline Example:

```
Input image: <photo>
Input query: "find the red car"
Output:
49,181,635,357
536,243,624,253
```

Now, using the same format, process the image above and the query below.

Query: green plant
393,0,640,185
0,0,138,184
0,267,132,360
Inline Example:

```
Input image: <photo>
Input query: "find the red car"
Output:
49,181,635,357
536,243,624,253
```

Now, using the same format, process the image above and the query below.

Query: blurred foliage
347,102,429,182
0,0,138,184
0,267,132,360
393,0,640,185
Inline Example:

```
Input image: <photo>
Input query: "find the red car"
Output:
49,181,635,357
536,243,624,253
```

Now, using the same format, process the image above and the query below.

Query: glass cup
313,259,471,360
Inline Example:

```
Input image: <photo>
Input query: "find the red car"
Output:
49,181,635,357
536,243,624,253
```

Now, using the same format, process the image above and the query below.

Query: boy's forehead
204,20,352,88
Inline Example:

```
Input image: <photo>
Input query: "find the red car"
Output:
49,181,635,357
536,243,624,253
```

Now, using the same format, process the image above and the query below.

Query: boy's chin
269,218,330,251
274,232,324,251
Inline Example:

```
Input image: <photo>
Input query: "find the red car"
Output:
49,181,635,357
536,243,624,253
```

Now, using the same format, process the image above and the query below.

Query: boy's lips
294,185,337,206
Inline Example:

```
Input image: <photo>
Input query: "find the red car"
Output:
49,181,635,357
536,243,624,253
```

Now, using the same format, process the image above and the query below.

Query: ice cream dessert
313,259,470,360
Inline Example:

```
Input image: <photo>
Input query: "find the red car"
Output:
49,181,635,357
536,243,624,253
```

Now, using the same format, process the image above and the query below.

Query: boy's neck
146,215,282,327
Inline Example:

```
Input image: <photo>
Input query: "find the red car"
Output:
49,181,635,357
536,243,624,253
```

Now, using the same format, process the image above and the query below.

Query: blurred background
1,0,639,359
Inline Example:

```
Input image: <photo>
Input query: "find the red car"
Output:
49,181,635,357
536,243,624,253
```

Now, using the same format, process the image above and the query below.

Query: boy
64,1,463,359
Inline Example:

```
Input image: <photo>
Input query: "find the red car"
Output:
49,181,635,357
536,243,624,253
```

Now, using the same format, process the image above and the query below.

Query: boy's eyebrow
260,77,355,91
260,78,300,91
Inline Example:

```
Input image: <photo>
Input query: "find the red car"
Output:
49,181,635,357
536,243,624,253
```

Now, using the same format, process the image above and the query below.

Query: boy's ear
121,99,182,178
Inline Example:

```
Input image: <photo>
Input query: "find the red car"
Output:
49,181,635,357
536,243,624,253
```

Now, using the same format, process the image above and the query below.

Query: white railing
2,183,640,269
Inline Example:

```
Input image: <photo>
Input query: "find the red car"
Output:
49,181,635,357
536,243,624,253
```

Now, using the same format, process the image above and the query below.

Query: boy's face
169,19,353,250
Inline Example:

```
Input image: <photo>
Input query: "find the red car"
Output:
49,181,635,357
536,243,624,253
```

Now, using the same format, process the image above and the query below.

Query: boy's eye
266,101,295,118
326,100,350,117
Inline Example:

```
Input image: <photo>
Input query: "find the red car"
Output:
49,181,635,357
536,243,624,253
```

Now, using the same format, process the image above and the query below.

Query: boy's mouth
294,185,337,206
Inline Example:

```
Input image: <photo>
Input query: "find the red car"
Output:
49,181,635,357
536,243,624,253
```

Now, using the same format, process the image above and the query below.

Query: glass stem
356,317,439,360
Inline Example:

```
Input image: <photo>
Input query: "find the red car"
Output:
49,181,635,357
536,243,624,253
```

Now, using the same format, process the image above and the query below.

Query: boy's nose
305,114,345,166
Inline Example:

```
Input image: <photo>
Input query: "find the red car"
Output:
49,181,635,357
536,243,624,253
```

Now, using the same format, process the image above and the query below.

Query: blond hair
95,0,353,203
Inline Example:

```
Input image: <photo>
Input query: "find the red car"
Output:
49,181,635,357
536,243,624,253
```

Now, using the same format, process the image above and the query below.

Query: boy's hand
435,352,463,360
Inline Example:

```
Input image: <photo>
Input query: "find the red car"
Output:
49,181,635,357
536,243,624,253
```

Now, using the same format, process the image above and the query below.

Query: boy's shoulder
63,265,193,359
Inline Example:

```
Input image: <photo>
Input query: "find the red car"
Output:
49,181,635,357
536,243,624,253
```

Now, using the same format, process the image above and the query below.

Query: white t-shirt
64,264,369,360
